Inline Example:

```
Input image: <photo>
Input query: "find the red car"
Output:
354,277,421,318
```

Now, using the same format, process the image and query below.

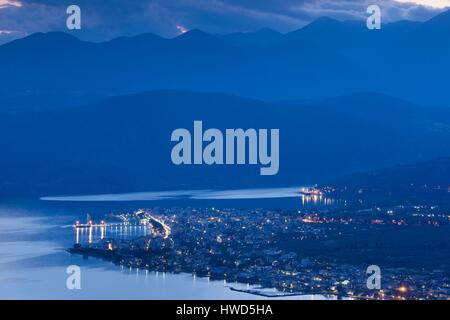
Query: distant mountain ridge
1,90,449,197
1,9,450,106
2,11,450,197
323,157,450,207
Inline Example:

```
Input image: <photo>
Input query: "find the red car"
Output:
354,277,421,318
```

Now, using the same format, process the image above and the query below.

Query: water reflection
74,224,148,245
300,193,335,206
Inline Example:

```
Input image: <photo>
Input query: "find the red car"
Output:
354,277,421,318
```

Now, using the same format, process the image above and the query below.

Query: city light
398,286,408,293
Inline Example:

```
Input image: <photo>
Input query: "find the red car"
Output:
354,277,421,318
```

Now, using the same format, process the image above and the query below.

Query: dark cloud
0,0,446,44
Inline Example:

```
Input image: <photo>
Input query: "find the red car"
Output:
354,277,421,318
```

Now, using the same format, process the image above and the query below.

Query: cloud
0,0,22,9
394,0,450,8
0,1,64,37
0,0,447,44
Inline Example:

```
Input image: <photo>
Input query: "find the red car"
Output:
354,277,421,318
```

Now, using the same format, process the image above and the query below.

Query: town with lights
69,197,450,300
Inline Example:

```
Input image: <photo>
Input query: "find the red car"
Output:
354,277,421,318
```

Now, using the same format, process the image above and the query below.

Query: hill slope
1,91,449,196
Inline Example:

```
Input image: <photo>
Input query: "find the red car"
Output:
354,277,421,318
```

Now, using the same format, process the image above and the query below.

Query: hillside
323,158,450,207
1,91,449,197
2,10,450,106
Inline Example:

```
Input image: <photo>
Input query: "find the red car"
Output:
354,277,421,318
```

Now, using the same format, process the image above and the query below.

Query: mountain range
1,90,449,196
324,157,450,207
1,10,450,107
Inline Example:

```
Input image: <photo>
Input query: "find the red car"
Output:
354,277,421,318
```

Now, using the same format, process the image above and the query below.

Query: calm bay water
0,188,334,300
